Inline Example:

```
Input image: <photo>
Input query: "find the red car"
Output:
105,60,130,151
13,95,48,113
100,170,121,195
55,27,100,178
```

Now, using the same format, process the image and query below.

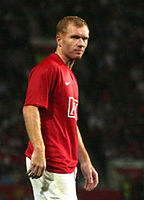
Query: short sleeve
24,64,57,109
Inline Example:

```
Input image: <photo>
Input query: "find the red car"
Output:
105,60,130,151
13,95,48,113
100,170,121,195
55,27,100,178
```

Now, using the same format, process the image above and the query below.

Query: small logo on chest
65,82,71,86
68,97,78,120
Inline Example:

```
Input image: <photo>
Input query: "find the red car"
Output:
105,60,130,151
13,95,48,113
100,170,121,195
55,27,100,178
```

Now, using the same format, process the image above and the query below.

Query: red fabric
24,53,79,173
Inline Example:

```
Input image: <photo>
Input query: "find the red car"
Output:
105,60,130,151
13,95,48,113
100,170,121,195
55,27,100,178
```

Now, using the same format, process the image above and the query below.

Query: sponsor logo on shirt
68,97,78,120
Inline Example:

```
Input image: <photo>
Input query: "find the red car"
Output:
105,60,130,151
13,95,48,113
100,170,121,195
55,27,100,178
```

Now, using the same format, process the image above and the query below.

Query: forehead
65,23,89,37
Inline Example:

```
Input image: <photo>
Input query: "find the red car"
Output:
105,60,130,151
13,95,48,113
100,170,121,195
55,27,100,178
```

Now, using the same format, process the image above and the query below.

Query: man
23,16,98,200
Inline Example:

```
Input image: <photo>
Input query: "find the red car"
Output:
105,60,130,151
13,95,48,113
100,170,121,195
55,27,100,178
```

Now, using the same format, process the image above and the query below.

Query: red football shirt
24,53,79,173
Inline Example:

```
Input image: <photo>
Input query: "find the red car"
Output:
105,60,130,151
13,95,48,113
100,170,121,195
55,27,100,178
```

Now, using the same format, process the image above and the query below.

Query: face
57,23,89,61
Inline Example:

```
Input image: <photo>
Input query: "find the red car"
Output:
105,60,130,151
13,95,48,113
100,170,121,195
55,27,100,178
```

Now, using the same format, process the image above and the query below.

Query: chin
74,54,83,60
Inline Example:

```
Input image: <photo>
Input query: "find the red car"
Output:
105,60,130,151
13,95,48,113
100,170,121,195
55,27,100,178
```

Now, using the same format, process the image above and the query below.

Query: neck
55,49,75,70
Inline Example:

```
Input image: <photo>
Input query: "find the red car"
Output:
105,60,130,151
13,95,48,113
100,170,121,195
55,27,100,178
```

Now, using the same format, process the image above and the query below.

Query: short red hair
56,16,89,35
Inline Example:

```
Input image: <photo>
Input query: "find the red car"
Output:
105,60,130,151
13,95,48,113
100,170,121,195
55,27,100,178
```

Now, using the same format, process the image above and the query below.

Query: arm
77,126,99,191
23,105,46,178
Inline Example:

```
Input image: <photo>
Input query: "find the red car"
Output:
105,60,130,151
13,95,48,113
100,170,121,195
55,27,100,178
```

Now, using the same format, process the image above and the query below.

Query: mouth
74,50,83,54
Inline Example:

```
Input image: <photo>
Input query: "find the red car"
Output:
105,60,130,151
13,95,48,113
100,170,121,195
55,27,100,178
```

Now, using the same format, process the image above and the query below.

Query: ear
56,34,62,47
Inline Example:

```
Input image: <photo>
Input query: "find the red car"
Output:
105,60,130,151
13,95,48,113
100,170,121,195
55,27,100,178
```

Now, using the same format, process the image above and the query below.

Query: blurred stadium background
0,0,144,199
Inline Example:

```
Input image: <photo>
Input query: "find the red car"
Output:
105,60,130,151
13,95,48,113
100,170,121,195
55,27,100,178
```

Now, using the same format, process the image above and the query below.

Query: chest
54,67,78,102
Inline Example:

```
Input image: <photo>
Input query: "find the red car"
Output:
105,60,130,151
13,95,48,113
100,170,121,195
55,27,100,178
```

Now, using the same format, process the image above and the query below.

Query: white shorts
26,157,78,200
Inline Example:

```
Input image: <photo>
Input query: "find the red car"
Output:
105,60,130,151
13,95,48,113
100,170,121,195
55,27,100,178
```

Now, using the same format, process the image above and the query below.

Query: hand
80,162,99,191
26,149,46,179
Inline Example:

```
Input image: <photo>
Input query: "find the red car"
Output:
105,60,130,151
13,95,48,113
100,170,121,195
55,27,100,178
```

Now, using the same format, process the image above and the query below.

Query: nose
78,38,85,47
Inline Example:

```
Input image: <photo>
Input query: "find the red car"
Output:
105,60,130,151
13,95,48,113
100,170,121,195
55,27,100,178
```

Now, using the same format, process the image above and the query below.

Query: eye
71,35,80,39
82,37,88,41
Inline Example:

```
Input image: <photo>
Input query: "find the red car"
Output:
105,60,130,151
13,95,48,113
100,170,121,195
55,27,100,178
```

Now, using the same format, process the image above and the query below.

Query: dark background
0,0,144,199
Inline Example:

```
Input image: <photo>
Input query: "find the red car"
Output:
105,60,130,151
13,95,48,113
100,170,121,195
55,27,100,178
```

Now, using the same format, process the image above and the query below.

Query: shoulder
29,54,60,78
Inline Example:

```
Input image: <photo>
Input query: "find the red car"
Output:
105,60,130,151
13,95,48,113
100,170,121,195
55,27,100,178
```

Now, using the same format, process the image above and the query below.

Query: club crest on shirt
68,97,78,120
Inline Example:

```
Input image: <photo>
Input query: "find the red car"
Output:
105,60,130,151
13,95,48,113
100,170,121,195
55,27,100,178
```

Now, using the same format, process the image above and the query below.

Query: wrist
79,154,91,166
34,145,45,153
